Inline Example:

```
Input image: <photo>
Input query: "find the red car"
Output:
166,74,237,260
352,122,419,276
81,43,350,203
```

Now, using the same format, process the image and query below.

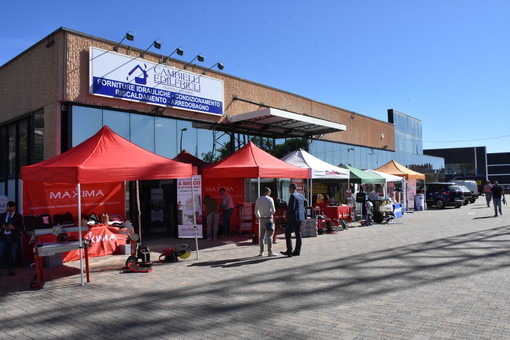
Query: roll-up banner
177,176,203,238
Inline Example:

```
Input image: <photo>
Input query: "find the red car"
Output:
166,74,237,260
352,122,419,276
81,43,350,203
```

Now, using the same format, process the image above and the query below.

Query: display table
35,224,128,262
32,226,90,289
322,205,353,223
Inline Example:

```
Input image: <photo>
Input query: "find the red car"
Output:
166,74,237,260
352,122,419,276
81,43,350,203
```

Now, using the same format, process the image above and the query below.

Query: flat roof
223,108,346,138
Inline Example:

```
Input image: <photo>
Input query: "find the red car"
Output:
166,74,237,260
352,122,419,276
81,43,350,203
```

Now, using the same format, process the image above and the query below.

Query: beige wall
0,31,66,158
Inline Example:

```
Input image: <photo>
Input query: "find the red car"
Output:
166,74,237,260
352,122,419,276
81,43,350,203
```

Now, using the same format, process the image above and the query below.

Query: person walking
255,187,277,257
491,181,505,217
204,195,219,240
483,180,493,208
219,187,234,237
281,183,308,257
0,201,24,276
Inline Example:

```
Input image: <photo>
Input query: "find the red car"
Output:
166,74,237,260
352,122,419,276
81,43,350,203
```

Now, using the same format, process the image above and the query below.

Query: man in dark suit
281,183,308,257
0,201,24,275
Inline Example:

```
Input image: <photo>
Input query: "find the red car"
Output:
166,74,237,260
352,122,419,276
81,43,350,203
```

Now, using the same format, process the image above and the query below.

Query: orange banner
23,181,125,222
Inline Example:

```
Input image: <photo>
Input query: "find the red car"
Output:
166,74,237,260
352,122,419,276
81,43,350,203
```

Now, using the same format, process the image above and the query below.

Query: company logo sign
89,47,224,116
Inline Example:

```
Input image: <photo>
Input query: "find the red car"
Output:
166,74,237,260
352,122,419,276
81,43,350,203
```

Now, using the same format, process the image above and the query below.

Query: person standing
0,201,24,276
484,180,493,208
255,187,277,257
281,183,308,257
204,195,219,240
219,187,234,237
491,181,505,217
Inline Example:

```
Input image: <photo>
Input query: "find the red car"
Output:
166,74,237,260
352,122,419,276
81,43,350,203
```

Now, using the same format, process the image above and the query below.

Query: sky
1,0,509,153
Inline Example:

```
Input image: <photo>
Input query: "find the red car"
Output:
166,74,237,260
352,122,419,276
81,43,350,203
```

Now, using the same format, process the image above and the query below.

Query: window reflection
131,115,155,152
69,105,444,175
72,106,102,146
103,110,130,139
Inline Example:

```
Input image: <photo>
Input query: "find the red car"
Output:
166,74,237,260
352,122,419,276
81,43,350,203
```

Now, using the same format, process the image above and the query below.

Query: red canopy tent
22,126,192,184
21,126,193,284
202,141,309,239
173,149,209,175
202,141,309,179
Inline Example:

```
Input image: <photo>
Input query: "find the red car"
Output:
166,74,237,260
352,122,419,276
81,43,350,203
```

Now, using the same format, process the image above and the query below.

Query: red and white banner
23,181,125,222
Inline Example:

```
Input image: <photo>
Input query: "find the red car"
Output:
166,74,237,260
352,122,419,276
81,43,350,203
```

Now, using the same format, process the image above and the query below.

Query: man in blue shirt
281,183,307,257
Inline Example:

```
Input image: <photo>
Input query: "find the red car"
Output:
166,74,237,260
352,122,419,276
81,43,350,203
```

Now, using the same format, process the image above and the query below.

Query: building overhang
194,108,347,139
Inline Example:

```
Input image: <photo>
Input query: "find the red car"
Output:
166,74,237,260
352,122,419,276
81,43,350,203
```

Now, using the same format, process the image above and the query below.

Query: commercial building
424,146,510,189
0,28,443,231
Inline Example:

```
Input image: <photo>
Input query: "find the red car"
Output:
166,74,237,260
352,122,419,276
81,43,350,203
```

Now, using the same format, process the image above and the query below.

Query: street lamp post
180,128,187,152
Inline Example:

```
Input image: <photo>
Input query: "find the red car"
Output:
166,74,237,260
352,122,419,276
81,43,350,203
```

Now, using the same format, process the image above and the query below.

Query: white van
452,180,479,202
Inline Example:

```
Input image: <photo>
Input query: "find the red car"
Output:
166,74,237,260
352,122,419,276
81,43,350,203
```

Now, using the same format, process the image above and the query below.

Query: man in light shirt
255,187,277,257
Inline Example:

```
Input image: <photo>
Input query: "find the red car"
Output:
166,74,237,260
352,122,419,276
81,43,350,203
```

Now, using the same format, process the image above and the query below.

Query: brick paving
1,200,510,339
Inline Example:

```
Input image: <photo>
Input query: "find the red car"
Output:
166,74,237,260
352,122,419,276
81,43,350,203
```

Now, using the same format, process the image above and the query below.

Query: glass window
34,111,44,164
155,117,177,158
130,115,155,152
19,119,28,167
8,125,16,177
197,129,214,160
103,110,130,139
176,121,193,154
72,106,102,146
0,126,6,179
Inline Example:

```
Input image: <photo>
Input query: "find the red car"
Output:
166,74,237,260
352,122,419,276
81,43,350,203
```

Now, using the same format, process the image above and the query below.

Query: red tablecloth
321,205,353,223
62,224,128,262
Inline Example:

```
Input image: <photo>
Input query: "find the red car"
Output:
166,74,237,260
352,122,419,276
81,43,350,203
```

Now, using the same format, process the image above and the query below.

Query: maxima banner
22,181,125,221
177,176,203,238
89,47,224,116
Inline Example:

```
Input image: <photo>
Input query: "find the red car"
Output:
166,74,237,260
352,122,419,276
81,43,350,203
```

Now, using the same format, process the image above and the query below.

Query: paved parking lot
1,200,510,339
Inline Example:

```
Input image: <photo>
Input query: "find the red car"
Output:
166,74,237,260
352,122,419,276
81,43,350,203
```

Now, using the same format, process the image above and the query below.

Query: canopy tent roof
226,108,347,138
375,160,425,180
202,141,309,179
281,149,349,179
173,149,208,175
340,164,386,184
21,126,193,184
173,150,208,167
364,169,404,182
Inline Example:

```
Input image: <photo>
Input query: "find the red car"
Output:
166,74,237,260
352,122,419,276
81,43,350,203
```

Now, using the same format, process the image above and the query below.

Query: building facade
1,28,444,208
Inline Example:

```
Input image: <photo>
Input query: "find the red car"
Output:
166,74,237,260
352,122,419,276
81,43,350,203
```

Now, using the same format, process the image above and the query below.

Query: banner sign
23,181,125,222
89,47,224,116
177,176,203,238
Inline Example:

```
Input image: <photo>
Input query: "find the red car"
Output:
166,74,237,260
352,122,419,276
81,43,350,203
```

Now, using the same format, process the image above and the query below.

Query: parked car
425,182,464,209
452,180,479,202
457,185,473,205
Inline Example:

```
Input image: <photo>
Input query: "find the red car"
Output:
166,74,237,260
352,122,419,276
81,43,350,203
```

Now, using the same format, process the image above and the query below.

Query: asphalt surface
1,200,510,339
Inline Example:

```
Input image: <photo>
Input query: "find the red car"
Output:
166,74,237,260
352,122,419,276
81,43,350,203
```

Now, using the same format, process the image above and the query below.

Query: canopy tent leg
77,183,84,286
136,180,142,244
191,176,199,260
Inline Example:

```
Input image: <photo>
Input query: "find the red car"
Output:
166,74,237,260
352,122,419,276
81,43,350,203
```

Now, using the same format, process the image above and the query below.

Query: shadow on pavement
2,223,510,338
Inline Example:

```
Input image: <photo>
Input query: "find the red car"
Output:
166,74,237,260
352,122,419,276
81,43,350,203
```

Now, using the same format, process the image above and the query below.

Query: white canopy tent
281,149,350,203
364,169,405,201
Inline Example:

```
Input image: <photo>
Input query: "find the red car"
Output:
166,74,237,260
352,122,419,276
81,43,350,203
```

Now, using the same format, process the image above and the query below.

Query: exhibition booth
202,142,308,240
21,126,193,285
